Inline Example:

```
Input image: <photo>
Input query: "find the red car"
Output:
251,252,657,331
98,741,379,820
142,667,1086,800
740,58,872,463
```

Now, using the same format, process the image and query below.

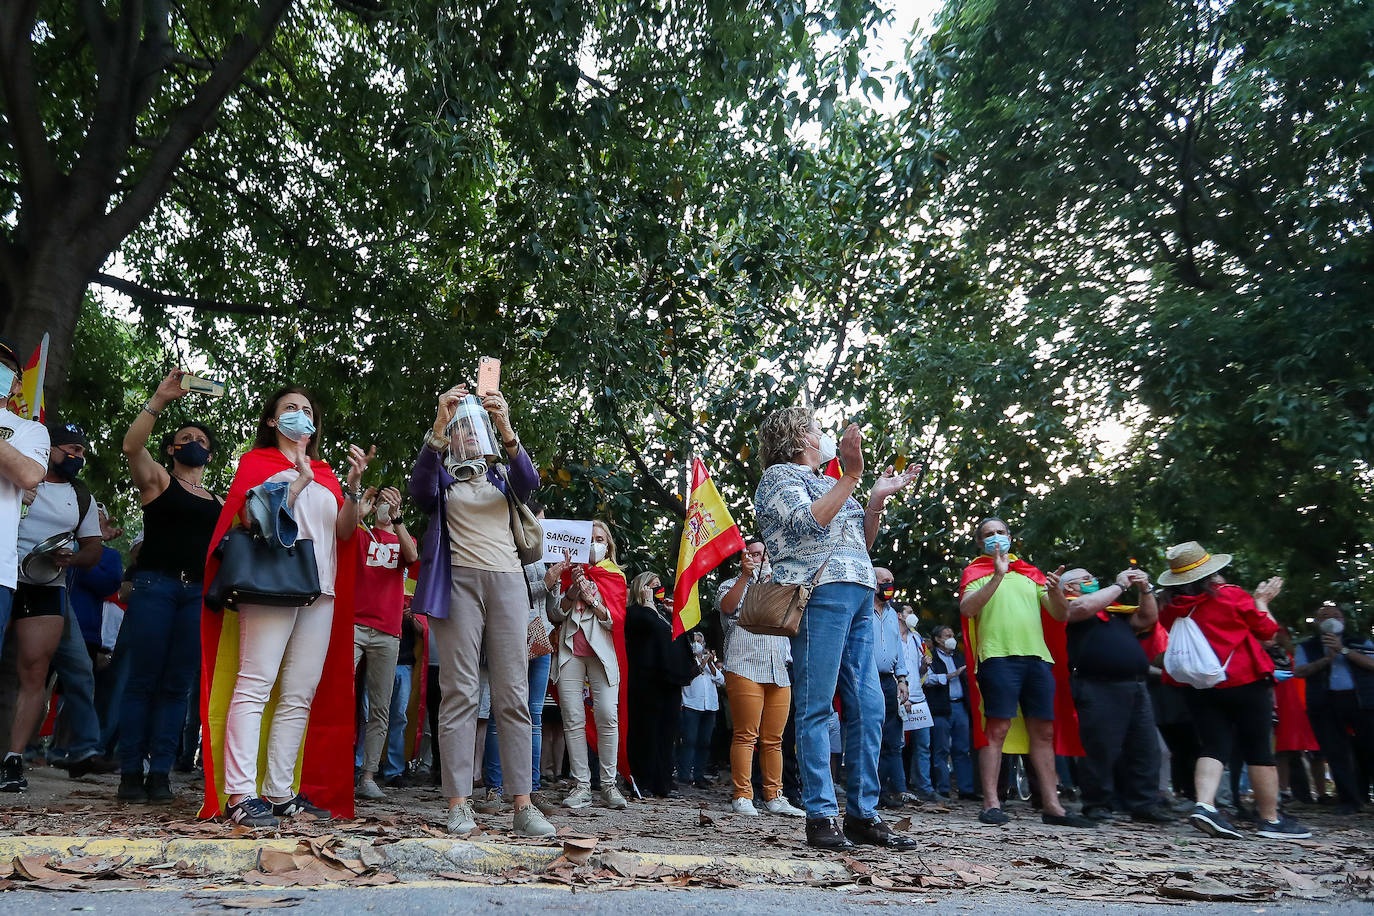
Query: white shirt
267,469,339,596
0,409,50,590
930,648,965,701
681,658,725,712
17,479,100,586
901,632,927,704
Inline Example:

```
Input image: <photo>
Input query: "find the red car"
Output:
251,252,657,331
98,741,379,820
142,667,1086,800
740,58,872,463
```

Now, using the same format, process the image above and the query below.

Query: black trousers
629,680,680,796
1308,691,1374,808
1071,676,1161,813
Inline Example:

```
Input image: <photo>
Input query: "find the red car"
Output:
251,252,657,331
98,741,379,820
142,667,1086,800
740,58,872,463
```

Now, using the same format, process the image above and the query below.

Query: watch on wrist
425,429,449,451
345,488,362,503
1341,646,1350,657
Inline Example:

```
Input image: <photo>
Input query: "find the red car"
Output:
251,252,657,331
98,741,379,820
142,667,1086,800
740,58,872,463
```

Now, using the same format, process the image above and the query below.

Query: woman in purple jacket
409,382,553,838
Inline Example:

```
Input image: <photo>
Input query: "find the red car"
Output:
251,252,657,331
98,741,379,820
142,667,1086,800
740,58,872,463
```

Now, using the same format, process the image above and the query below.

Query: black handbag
205,527,322,612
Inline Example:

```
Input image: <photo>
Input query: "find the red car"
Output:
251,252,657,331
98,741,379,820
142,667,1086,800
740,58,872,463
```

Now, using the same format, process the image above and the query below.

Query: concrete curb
0,836,847,883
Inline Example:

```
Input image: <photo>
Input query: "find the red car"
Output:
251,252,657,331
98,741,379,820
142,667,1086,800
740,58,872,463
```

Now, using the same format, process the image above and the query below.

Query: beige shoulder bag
738,546,837,638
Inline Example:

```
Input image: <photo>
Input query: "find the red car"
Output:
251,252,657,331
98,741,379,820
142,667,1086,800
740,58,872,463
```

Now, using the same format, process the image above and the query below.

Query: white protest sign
542,519,594,564
905,700,933,729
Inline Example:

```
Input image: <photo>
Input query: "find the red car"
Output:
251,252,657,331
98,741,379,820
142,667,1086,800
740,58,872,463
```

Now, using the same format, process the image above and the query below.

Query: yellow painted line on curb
0,836,845,881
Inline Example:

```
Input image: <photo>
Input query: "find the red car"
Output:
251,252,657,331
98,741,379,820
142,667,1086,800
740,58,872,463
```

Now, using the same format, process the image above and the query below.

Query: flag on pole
15,334,48,421
672,458,746,638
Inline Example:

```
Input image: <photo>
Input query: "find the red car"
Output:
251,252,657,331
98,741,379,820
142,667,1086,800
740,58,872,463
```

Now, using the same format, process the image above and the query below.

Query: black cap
0,336,20,371
47,421,88,450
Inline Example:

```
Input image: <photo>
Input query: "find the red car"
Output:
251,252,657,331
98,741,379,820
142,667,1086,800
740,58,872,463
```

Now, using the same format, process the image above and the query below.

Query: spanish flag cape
561,559,630,780
958,556,1083,757
198,447,358,819
402,609,430,761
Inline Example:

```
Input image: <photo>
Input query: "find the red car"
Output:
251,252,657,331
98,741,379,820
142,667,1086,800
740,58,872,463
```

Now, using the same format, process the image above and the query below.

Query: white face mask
692,641,705,655
589,542,606,563
905,614,919,631
943,638,957,653
816,432,837,464
1319,618,1345,636
376,502,392,523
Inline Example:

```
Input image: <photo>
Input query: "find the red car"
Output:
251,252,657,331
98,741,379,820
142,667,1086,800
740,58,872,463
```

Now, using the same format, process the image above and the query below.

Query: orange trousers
725,671,791,801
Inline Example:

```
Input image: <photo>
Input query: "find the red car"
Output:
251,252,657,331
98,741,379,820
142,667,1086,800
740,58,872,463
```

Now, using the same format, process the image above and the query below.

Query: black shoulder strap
72,480,93,530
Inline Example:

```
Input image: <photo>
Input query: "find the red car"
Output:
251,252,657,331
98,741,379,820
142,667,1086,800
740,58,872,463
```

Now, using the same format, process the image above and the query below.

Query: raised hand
1254,576,1283,604
544,550,572,590
837,423,864,479
482,390,513,440
434,385,465,434
741,549,759,578
994,542,1012,576
152,369,191,406
379,486,403,512
291,441,314,488
346,443,376,491
1045,565,1068,594
871,463,920,502
359,486,379,518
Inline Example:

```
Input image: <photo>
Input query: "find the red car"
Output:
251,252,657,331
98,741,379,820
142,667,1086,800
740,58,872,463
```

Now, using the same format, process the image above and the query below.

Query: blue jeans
790,581,882,820
906,725,933,794
483,652,552,792
116,572,203,773
49,595,102,762
677,707,715,783
381,664,413,780
931,702,975,796
878,674,907,795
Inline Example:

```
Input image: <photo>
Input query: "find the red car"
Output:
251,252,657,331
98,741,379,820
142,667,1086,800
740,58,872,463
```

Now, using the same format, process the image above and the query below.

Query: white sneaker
356,777,385,800
563,786,593,809
445,802,477,834
731,797,759,816
763,796,805,817
600,786,628,810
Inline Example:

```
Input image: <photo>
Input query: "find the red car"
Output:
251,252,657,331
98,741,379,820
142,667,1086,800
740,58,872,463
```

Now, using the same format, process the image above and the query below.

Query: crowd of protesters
0,342,1367,849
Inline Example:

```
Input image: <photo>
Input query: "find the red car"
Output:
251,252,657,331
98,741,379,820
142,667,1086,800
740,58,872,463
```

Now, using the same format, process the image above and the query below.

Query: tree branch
0,0,60,205
605,400,686,520
92,0,296,254
92,272,285,316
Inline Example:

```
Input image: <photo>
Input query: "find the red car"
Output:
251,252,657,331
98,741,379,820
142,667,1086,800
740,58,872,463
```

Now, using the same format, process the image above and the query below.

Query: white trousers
223,597,335,798
556,653,618,788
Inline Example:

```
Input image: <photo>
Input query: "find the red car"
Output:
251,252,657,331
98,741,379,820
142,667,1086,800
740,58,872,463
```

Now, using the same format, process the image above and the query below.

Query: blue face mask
0,365,14,400
1079,579,1100,594
983,534,1011,556
54,454,85,481
173,440,212,468
275,410,316,442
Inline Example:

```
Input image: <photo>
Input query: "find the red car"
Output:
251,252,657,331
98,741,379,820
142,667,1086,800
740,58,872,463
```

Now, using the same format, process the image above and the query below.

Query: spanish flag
15,335,47,421
672,458,745,638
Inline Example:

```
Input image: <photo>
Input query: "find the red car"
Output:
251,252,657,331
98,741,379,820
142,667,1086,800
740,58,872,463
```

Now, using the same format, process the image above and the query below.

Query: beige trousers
353,625,400,774
556,653,618,788
429,566,532,798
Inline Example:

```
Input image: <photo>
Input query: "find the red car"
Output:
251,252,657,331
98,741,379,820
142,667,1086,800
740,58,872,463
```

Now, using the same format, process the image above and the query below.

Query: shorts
976,655,1055,721
1182,679,1276,767
13,583,65,621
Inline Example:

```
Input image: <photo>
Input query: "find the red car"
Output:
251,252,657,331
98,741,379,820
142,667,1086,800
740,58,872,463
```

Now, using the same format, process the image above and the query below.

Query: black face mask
173,440,212,468
53,454,85,481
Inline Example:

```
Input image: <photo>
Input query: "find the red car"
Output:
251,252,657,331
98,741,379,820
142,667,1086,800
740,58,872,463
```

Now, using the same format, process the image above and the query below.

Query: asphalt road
1,885,1369,915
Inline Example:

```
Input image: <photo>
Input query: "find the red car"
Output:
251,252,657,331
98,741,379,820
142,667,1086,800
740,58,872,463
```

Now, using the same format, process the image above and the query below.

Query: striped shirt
716,576,791,687
753,462,874,590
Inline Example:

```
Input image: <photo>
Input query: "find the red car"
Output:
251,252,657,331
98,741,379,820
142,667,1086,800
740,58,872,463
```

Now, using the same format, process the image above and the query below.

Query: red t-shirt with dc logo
354,527,404,637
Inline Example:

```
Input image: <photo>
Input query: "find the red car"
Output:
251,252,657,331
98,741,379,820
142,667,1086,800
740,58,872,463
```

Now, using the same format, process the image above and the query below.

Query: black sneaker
271,793,331,820
1130,806,1176,825
1042,811,1098,828
1257,814,1311,840
1188,804,1243,840
978,807,1010,826
1082,806,1115,822
117,772,148,803
842,814,919,849
145,772,174,805
226,797,279,828
0,755,25,792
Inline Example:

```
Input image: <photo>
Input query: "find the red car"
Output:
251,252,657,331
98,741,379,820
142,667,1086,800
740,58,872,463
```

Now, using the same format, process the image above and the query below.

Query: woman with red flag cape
199,386,371,826
546,519,629,808
958,517,1088,828
408,383,554,838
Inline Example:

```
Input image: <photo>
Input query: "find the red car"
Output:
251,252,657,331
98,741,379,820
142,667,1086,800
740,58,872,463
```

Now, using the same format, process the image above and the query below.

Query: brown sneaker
805,816,855,850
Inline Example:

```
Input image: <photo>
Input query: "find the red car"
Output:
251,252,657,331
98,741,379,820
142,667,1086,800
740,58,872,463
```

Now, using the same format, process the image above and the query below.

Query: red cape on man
198,447,358,819
958,556,1083,757
561,560,630,781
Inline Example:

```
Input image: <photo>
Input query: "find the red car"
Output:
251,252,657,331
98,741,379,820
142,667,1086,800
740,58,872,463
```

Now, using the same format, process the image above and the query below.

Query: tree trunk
0,238,93,416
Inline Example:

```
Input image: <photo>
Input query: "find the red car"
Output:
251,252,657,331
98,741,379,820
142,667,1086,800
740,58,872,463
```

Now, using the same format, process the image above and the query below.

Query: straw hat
1158,541,1232,586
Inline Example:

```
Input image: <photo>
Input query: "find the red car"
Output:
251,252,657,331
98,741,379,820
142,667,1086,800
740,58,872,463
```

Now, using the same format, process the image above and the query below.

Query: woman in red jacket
1157,541,1309,841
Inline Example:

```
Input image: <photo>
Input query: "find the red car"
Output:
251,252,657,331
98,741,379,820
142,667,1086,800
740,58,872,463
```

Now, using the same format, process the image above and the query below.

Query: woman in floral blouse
753,406,918,852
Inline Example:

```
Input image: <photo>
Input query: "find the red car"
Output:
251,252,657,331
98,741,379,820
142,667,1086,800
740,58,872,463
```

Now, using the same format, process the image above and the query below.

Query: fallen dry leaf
561,836,598,865
215,895,301,909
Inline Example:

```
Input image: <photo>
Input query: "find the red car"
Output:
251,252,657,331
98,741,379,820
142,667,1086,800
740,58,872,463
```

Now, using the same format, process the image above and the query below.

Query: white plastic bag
1163,613,1228,688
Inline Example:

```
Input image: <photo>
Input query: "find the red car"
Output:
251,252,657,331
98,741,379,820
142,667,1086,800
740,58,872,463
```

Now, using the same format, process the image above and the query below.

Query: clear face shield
445,395,500,478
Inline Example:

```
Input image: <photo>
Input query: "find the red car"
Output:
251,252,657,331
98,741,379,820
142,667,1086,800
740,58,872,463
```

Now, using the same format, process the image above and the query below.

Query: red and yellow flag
672,458,745,638
822,457,842,480
15,335,47,421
